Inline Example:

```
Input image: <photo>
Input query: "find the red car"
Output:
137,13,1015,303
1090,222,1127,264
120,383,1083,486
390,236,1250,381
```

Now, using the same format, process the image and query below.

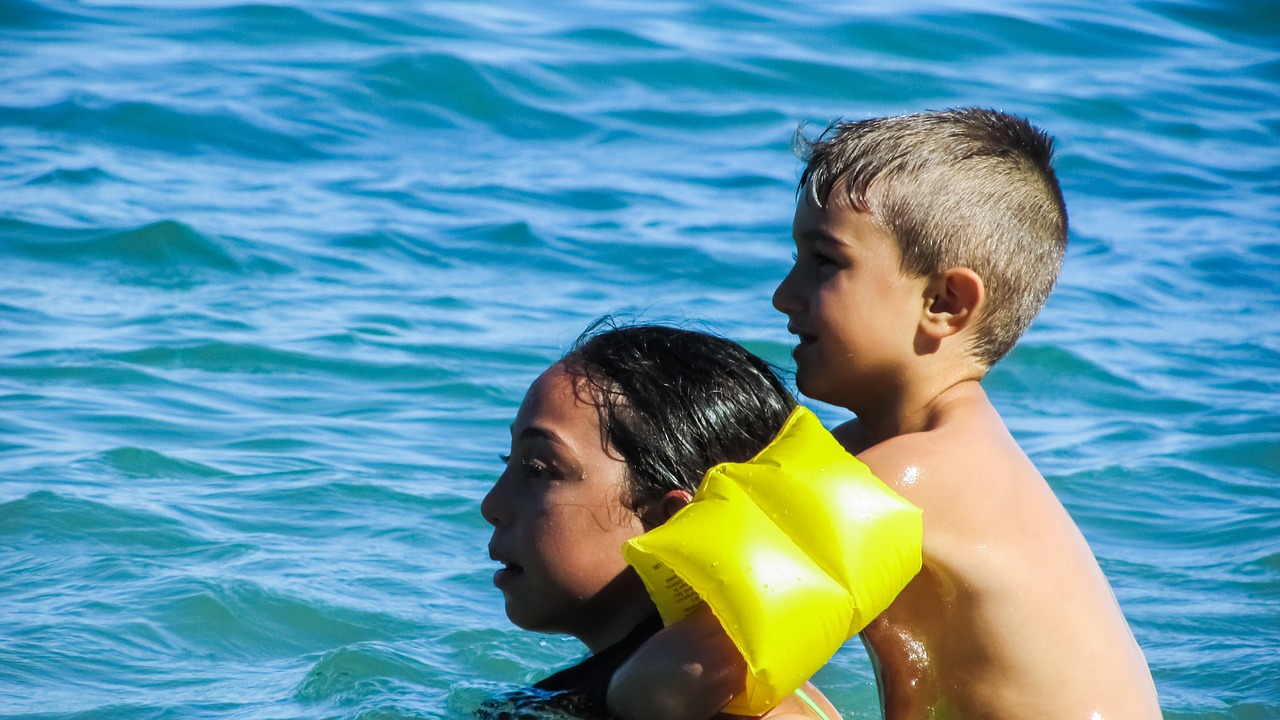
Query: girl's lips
488,543,523,589
493,562,523,589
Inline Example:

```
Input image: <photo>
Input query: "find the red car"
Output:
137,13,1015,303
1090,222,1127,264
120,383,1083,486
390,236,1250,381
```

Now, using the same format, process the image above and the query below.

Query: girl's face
481,362,657,653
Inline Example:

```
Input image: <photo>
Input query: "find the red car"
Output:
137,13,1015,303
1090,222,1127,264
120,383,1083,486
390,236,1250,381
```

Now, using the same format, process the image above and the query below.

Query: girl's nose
480,479,507,527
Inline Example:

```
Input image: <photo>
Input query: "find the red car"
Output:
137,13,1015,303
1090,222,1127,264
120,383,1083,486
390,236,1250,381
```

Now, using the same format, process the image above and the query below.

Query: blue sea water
1,0,1277,717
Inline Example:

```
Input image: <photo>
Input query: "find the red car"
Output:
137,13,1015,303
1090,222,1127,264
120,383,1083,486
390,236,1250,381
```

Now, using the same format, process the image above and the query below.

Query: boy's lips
787,325,817,350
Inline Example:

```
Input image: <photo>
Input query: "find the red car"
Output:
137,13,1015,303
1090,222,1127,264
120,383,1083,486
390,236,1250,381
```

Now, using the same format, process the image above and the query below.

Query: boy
608,109,1161,719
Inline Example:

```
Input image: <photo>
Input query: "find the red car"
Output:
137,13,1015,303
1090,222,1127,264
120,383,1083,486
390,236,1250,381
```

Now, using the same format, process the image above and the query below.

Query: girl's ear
658,489,693,521
921,267,984,339
638,489,693,529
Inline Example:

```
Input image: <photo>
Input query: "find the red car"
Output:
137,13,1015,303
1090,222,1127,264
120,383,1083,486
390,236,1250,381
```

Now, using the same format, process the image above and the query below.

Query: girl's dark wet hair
563,319,797,504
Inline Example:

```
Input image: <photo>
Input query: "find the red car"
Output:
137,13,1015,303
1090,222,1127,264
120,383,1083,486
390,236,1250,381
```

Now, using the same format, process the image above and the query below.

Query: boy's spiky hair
797,108,1068,366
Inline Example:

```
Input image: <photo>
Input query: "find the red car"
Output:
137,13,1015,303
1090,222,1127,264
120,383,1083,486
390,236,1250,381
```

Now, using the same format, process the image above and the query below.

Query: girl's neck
577,591,659,654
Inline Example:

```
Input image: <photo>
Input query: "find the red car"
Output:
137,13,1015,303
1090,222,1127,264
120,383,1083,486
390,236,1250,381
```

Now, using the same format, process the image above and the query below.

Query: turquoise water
2,1,1277,717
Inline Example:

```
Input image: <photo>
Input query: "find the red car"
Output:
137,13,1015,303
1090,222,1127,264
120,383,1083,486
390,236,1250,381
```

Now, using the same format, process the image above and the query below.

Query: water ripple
2,0,1276,717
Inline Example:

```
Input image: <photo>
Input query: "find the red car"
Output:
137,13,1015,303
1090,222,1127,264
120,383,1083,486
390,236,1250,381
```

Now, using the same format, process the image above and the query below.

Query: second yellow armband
622,406,923,716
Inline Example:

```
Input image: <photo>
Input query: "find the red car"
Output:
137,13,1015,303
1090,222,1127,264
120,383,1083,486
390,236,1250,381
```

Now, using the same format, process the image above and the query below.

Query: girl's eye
500,452,551,478
521,459,551,477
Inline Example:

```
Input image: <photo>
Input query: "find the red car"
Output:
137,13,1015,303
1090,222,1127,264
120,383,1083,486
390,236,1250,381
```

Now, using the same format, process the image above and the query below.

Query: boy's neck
849,358,988,445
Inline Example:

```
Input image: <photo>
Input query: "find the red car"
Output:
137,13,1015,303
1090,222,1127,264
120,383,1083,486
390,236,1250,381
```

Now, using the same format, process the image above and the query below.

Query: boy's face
773,185,930,410
480,363,651,652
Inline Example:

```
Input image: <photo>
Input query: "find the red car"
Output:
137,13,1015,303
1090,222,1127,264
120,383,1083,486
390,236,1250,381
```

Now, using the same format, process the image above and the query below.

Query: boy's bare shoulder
835,385,1030,511
833,388,1162,719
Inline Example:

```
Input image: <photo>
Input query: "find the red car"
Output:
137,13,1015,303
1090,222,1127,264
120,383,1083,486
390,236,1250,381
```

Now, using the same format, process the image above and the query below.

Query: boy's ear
638,489,694,529
921,267,984,339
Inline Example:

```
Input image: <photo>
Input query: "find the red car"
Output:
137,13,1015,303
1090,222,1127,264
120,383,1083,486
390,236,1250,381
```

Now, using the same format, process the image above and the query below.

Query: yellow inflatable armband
622,406,923,716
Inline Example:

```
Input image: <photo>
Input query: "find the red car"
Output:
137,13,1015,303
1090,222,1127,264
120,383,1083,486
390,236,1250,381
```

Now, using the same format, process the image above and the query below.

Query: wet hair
562,319,796,505
796,107,1068,366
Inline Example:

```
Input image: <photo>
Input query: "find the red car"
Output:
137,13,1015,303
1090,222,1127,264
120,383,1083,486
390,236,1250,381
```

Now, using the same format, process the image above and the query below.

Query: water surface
2,1,1277,717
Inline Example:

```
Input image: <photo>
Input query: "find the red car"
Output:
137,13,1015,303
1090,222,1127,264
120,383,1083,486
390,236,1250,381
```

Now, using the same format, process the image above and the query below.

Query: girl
480,321,842,720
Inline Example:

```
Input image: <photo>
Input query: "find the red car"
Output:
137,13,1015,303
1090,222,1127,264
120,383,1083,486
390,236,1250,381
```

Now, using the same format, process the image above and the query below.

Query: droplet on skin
900,465,921,487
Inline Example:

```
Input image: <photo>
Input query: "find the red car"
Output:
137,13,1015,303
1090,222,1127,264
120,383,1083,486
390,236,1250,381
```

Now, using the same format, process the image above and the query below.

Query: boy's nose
772,267,800,315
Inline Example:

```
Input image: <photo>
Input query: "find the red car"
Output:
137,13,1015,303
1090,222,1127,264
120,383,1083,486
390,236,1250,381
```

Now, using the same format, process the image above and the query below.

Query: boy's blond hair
797,108,1068,366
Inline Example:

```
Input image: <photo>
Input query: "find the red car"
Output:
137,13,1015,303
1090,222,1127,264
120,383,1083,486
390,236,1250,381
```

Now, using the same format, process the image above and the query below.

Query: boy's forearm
607,605,745,720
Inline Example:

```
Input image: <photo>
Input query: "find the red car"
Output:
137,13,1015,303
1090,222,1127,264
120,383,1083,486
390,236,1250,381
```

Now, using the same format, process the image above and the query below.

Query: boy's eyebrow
797,229,848,247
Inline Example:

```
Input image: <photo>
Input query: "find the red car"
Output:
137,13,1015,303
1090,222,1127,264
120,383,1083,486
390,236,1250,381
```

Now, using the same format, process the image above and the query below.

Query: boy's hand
607,604,745,720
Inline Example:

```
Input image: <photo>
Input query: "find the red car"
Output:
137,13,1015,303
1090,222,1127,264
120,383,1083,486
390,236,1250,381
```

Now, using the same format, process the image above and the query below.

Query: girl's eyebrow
512,425,570,450
516,426,552,440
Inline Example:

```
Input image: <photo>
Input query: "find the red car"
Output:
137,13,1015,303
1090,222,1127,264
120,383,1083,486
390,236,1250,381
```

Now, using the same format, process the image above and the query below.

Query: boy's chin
795,372,852,412
793,365,832,402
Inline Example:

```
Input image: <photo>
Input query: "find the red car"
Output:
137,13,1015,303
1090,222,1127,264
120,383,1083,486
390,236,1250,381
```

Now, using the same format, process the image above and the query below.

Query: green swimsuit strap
792,687,832,720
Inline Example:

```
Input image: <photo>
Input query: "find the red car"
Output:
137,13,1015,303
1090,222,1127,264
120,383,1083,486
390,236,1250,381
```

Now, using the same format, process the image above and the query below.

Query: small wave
295,642,438,704
1145,0,1280,49
155,578,411,659
110,341,451,385
0,218,233,268
0,0,80,29
330,230,451,269
0,218,291,287
3,97,324,160
354,51,594,139
94,447,227,479
0,490,211,554
195,3,378,47
994,344,1177,411
0,359,163,389
443,219,543,250
557,25,669,51
24,165,115,187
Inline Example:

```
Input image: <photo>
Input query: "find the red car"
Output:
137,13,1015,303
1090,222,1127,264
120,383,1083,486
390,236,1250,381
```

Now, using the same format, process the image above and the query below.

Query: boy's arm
607,604,745,720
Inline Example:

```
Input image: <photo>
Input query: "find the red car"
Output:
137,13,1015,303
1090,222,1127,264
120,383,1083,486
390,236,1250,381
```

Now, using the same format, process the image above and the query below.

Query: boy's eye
792,249,835,268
